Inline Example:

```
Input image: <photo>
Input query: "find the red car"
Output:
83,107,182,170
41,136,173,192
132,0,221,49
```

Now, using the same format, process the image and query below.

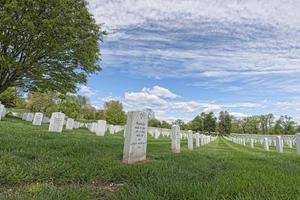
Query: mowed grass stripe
0,117,300,200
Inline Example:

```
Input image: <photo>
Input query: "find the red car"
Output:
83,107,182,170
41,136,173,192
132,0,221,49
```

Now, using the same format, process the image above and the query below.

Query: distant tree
273,119,284,135
27,92,57,113
104,100,126,125
149,118,162,127
161,120,172,129
174,119,188,130
218,111,232,135
202,112,217,134
0,0,105,94
280,115,296,135
188,115,203,132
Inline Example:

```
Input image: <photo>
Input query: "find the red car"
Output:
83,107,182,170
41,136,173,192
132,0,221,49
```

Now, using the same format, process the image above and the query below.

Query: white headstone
276,136,283,153
32,112,43,126
263,138,269,151
65,118,74,130
96,120,107,136
188,130,193,151
26,113,34,122
48,112,65,132
0,104,4,120
171,125,181,153
195,133,200,147
296,133,300,156
123,111,148,164
250,138,254,148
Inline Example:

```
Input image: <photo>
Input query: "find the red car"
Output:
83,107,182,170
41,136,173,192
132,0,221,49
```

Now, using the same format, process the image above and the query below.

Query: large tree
218,111,232,135
0,0,104,94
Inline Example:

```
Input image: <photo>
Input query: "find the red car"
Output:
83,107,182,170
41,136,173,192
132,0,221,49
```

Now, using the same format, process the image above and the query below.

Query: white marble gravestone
263,138,269,151
276,136,283,153
26,113,34,122
96,120,107,136
48,112,65,132
65,118,74,130
250,138,254,148
123,111,148,164
171,125,181,153
187,130,193,151
32,112,43,126
0,104,4,120
195,133,200,147
296,133,300,156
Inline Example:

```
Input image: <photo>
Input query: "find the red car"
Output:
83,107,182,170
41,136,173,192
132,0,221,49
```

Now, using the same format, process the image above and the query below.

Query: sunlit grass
0,117,300,199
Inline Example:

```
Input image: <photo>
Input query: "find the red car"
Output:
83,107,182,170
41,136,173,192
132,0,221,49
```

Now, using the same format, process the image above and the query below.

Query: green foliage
0,0,104,94
173,119,188,130
218,111,232,135
104,100,126,125
26,92,57,114
1,117,300,199
161,120,172,129
0,87,15,107
148,118,162,127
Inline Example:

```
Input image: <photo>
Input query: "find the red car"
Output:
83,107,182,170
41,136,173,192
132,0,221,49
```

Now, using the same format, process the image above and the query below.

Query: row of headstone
225,133,300,156
122,111,218,164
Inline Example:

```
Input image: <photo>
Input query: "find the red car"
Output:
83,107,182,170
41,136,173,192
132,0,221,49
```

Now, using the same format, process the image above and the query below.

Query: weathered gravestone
96,120,107,136
263,137,269,151
26,113,34,122
171,124,181,153
188,130,193,150
123,111,148,164
48,112,65,132
296,133,300,156
276,136,283,153
65,118,74,130
32,112,43,126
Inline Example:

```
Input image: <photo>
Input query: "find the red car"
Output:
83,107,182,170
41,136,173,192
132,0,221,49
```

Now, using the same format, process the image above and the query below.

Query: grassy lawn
0,117,300,200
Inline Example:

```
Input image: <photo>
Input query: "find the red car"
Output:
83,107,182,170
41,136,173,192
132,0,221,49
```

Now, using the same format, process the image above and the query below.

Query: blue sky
79,0,300,122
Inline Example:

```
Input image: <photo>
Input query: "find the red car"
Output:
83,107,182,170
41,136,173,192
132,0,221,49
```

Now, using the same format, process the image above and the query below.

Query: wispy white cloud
78,85,95,97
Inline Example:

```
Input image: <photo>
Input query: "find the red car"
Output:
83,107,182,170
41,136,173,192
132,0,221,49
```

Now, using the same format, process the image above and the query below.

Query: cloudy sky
80,0,300,122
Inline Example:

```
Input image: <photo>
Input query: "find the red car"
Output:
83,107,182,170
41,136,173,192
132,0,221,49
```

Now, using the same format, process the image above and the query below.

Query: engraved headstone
96,120,107,136
171,125,181,153
48,112,65,132
66,118,74,130
123,111,148,164
26,113,34,122
32,112,43,126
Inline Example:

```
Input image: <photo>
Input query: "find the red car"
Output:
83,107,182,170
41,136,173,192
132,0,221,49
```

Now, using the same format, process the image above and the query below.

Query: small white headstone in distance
48,112,65,132
263,138,269,151
276,136,283,153
32,112,43,126
250,138,254,148
296,133,300,156
123,111,148,164
96,120,107,136
188,130,193,151
65,118,74,130
195,133,200,147
171,125,181,153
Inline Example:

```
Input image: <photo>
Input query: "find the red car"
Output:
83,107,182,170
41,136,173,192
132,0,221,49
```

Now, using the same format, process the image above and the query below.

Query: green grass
0,117,300,200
